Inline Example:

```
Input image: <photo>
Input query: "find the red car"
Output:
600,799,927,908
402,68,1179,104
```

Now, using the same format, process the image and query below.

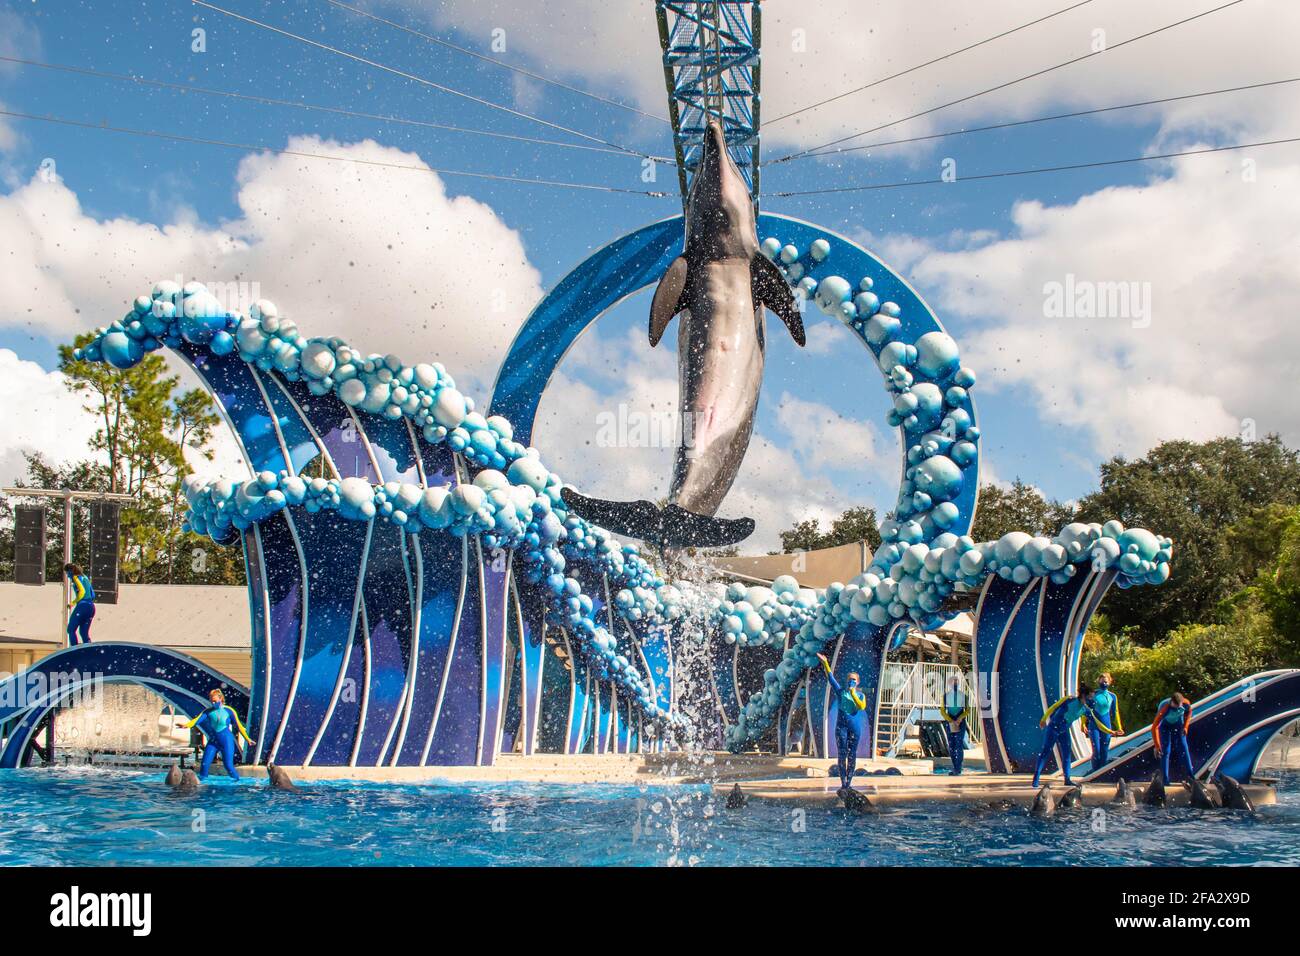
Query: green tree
160,389,221,583
0,333,244,587
777,506,881,553
7,453,111,581
1097,607,1275,726
5,452,245,587
1225,504,1300,665
779,518,826,553
1075,436,1300,642
1077,613,1143,691
970,479,1075,543
827,506,882,552
59,335,175,580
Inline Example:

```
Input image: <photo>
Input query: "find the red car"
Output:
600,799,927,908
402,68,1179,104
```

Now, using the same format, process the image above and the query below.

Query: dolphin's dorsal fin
649,256,689,347
751,254,805,346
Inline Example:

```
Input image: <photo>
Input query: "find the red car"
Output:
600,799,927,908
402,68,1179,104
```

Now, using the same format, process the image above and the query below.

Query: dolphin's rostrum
563,121,802,548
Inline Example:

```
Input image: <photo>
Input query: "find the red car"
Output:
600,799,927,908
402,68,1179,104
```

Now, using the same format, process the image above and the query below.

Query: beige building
705,541,976,665
0,581,252,685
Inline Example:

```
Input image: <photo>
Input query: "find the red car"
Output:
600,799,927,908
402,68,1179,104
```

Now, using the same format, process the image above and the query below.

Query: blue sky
1,0,1297,547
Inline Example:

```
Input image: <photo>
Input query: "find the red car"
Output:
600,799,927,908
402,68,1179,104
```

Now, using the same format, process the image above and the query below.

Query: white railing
877,661,983,756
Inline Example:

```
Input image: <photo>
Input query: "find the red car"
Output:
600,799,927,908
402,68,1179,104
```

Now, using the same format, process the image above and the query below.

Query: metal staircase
875,662,982,758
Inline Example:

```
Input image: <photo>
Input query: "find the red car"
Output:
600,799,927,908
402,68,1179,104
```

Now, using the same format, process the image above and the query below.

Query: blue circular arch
489,211,981,540
0,643,249,768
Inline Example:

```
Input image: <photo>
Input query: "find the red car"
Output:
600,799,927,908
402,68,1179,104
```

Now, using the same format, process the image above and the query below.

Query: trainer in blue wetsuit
1152,692,1195,785
63,563,96,646
186,689,253,781
818,653,868,790
1032,694,1097,787
1087,673,1124,772
941,676,971,775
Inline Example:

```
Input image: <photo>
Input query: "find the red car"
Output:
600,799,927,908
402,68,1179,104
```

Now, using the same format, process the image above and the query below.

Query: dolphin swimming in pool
562,120,803,548
1030,785,1057,818
1215,773,1255,812
267,763,298,791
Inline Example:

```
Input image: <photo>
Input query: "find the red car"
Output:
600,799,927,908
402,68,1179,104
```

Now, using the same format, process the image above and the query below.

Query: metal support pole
62,491,73,646
2,487,133,645
655,2,691,208
751,0,762,208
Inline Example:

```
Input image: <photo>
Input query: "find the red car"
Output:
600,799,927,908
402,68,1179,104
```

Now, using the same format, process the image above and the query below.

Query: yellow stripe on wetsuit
821,657,866,713
186,704,253,743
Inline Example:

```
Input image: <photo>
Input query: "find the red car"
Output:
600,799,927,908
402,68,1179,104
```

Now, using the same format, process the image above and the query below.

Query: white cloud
0,4,42,77
414,0,665,136
774,390,887,473
0,348,247,489
400,0,1300,156
725,433,860,549
800,318,843,356
0,136,543,398
531,330,878,550
533,334,681,508
0,135,545,497
904,150,1300,458
0,348,102,485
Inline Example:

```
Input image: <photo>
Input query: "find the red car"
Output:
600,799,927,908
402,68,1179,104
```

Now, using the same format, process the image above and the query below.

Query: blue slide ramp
0,643,249,768
973,570,1300,783
1078,670,1300,784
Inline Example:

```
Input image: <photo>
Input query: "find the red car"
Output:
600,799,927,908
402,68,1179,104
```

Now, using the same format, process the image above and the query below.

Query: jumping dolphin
725,783,748,809
562,120,802,548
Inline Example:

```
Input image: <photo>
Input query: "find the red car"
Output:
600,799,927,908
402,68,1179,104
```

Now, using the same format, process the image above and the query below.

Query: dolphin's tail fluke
560,488,754,549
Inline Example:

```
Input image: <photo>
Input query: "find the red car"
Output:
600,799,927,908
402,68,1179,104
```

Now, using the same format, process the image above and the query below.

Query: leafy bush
1098,608,1275,727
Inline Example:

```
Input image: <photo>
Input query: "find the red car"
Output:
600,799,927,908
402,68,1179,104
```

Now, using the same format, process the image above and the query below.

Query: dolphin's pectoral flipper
560,488,754,549
649,255,690,347
751,253,805,346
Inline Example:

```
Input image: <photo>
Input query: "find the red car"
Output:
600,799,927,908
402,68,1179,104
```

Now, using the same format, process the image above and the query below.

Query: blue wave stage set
2,2,1296,784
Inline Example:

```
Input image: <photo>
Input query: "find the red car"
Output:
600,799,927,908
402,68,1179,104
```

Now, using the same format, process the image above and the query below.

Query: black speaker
13,504,47,585
88,499,121,605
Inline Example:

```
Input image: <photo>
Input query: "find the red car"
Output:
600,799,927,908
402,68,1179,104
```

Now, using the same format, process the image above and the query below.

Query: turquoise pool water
2,767,1298,866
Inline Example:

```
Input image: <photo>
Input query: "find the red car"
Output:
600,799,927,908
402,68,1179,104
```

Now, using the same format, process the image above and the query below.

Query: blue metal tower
655,1,761,207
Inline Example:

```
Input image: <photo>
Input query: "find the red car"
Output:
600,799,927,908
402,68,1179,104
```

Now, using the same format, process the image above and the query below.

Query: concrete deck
207,753,929,785
719,771,1279,808
205,754,1276,808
